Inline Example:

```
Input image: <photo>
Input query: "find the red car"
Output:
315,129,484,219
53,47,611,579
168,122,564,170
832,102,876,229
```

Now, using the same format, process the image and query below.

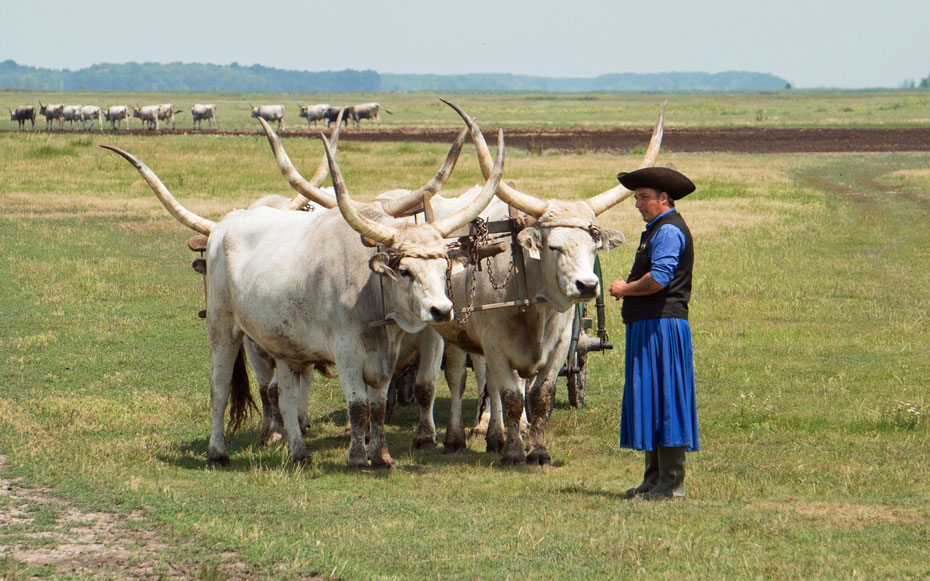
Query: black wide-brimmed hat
617,167,695,200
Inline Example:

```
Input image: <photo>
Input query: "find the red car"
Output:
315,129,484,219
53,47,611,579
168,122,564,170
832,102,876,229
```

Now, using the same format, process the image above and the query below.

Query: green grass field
5,88,930,130
0,101,929,578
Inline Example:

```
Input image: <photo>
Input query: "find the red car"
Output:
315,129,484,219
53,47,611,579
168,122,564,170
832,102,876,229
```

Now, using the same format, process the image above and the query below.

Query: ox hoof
485,440,505,455
526,450,552,466
500,455,527,468
413,438,437,451
443,440,467,454
207,454,230,468
345,461,371,472
261,430,286,446
371,458,397,471
289,452,312,466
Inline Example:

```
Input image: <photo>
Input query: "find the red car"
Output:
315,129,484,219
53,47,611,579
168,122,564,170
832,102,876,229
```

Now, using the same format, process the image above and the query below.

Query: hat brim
617,167,695,200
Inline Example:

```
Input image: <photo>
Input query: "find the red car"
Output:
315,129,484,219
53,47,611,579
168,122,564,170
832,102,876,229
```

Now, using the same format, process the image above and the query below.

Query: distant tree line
0,60,791,93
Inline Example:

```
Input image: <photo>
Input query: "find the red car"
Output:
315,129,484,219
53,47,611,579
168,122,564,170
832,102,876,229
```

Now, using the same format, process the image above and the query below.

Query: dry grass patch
754,500,928,530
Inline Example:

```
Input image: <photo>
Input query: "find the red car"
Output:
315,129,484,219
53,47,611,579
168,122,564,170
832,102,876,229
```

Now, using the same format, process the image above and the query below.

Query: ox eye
399,267,414,280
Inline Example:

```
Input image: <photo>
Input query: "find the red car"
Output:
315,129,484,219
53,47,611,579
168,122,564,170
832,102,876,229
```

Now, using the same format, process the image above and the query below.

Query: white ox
105,106,130,130
250,104,285,131
132,105,160,130
425,100,666,466
102,130,503,469
191,104,216,130
253,116,470,450
157,104,178,130
62,105,82,129
39,102,64,130
80,106,103,131
298,104,330,128
348,102,392,128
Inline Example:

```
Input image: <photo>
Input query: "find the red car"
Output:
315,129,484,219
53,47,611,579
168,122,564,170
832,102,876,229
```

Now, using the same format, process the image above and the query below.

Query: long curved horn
258,117,339,210
441,98,548,218
432,129,504,237
378,126,468,217
584,101,666,216
322,135,398,247
101,145,216,235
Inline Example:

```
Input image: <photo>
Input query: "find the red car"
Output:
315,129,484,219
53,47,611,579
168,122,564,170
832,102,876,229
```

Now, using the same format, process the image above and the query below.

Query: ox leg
340,369,372,469
276,364,311,464
486,353,527,466
442,345,468,453
412,332,442,450
206,331,244,467
485,379,507,454
367,384,395,470
244,339,284,445
525,373,556,466
525,324,571,466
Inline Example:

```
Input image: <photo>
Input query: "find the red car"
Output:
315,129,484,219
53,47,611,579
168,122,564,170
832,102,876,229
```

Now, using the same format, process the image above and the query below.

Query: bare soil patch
31,126,930,154
0,455,262,579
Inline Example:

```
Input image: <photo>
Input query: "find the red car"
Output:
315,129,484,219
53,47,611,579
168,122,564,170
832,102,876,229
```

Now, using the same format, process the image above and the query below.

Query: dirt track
39,126,930,153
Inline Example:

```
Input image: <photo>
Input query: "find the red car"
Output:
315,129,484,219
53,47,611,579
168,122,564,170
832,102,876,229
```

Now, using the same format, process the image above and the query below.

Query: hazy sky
1,0,926,89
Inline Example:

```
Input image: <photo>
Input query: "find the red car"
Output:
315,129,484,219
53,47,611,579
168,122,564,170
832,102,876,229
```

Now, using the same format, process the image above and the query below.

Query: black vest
621,210,693,323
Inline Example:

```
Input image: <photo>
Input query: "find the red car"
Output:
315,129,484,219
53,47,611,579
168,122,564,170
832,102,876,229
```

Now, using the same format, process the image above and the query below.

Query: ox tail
100,145,217,234
227,346,258,434
315,363,336,379
382,107,393,115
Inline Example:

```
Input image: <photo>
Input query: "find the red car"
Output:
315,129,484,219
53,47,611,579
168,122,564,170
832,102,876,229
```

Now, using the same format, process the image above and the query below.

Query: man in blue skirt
608,167,698,500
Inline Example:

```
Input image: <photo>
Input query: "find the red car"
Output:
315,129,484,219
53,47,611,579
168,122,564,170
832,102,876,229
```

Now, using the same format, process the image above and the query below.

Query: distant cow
323,106,348,128
191,104,216,130
39,102,64,130
9,106,36,129
298,103,329,128
349,102,392,128
132,105,160,130
105,106,130,130
62,105,82,129
80,106,103,130
157,104,177,129
250,104,285,131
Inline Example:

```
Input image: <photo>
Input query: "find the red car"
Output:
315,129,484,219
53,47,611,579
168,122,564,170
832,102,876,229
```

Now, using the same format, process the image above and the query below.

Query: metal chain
473,217,515,290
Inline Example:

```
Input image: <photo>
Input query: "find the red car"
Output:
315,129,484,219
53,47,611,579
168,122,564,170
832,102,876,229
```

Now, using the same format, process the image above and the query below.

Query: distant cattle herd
8,101,391,131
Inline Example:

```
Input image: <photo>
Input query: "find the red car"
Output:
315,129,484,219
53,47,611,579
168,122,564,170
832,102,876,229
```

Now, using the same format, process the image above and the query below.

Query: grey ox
62,105,82,129
348,102,392,128
39,102,64,130
298,104,330,128
10,106,36,129
157,104,178,130
132,105,160,130
191,104,216,130
250,104,285,131
105,106,130,130
254,115,472,450
432,101,664,465
102,129,504,469
80,106,104,131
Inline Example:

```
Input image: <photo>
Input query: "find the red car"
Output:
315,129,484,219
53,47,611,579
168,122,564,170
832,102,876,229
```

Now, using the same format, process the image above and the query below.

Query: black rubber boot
624,449,659,498
642,446,686,500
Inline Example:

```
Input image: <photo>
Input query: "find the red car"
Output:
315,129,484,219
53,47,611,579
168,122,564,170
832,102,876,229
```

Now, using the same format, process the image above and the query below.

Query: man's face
634,188,671,222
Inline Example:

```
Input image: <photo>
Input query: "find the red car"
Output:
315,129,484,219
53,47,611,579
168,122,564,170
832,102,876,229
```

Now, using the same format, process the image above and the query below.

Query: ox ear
369,253,399,281
597,227,626,252
517,228,542,260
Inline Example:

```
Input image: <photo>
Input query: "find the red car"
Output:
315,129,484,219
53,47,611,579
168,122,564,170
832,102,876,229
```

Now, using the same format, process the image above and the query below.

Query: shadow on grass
160,394,577,474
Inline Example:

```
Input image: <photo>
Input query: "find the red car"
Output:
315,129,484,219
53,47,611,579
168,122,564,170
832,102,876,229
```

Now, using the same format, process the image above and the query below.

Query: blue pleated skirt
620,318,699,451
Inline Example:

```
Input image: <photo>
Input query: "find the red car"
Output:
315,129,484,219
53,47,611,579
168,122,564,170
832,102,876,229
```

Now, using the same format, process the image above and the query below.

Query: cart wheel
567,350,587,408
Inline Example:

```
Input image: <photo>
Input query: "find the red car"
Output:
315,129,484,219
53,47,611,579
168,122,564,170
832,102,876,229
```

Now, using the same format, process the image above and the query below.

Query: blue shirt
644,209,685,287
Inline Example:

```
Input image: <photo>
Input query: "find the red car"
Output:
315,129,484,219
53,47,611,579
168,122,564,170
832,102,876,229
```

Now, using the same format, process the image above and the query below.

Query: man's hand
609,279,629,300
609,274,665,299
